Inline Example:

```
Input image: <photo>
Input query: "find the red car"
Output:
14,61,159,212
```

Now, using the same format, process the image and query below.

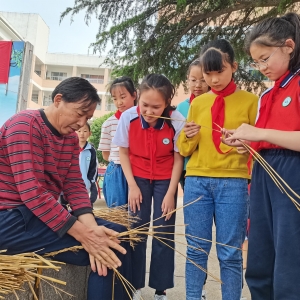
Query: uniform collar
137,106,165,130
81,141,91,151
280,67,300,88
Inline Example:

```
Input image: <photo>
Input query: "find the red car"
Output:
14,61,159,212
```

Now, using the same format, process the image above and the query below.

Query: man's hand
68,222,126,271
89,254,108,276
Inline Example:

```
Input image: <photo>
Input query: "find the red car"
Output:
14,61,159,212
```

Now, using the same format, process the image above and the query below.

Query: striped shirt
98,115,120,164
0,110,93,237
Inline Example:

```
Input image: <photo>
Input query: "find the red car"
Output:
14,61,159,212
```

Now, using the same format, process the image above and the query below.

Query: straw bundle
93,205,139,230
0,252,65,299
45,197,242,300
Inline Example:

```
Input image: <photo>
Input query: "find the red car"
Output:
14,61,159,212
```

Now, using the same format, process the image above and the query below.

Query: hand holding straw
140,113,221,132
216,122,300,211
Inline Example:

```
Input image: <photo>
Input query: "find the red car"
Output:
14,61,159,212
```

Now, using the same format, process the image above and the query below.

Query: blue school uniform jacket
80,142,98,193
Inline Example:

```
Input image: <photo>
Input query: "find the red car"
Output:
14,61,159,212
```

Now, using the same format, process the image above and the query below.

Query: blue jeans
103,161,128,207
0,205,132,300
184,176,248,300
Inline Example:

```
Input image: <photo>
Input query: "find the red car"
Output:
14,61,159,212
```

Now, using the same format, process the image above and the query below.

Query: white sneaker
154,294,167,300
202,289,207,300
133,289,142,300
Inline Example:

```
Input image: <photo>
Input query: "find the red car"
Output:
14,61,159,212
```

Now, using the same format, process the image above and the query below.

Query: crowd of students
98,12,300,300
0,12,299,300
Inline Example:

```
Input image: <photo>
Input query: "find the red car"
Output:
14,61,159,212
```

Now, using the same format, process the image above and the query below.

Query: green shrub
89,112,114,166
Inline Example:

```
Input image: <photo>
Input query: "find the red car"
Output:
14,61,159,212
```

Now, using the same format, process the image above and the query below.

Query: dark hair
187,59,202,76
244,13,300,70
109,76,137,105
139,74,176,127
52,77,100,108
85,122,91,131
187,58,211,91
200,39,235,73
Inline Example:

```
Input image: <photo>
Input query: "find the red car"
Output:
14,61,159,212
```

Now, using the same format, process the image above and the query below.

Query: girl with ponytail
223,13,300,299
177,39,258,300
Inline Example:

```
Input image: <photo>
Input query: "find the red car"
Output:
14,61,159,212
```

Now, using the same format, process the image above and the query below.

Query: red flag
0,41,12,84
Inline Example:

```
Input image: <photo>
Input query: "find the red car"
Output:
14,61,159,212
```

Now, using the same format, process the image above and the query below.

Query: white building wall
46,66,73,78
78,67,105,76
0,11,113,118
0,12,49,61
46,52,107,68
0,15,22,41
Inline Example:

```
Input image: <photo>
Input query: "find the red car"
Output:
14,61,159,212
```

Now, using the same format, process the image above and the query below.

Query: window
34,70,41,77
43,95,52,106
31,94,38,103
105,96,115,111
81,74,104,84
47,72,68,81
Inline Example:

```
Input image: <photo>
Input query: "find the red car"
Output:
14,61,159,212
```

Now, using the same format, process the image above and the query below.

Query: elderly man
0,77,131,299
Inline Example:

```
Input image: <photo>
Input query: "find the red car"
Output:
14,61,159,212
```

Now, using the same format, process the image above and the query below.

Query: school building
0,10,276,123
0,11,118,120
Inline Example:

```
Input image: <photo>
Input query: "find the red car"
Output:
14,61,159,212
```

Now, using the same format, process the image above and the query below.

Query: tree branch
164,0,299,52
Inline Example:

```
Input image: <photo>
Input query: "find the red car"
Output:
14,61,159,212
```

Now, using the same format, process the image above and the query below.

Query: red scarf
115,110,122,120
211,79,236,154
189,93,195,104
247,70,290,172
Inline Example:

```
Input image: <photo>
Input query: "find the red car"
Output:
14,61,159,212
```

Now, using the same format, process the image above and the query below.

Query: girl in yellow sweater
177,39,258,300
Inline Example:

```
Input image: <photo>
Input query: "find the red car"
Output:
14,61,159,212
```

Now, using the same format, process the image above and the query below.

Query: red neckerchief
115,110,122,120
247,70,290,172
80,141,87,152
211,79,236,154
189,93,195,104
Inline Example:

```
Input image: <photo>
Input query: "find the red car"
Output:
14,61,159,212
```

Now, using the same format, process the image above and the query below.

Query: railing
46,75,68,81
43,97,53,106
85,78,104,84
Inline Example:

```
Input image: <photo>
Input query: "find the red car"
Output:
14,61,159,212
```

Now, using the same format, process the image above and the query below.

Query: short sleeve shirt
113,106,185,180
98,115,120,164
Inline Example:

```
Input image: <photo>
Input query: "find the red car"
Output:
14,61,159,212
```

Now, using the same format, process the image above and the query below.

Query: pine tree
61,0,300,92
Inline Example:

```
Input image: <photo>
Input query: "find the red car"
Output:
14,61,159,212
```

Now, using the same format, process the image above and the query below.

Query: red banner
0,41,13,84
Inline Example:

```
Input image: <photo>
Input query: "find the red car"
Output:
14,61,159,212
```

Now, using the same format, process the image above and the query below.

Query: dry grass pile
45,197,239,299
93,204,139,230
0,252,65,299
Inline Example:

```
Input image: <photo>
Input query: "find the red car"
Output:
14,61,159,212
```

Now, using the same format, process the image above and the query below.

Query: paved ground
95,196,251,300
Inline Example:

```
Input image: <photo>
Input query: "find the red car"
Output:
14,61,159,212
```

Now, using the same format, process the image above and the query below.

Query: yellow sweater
177,90,258,179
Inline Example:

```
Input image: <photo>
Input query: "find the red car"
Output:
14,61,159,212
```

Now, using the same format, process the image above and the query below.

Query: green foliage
89,112,114,166
61,0,300,94
177,0,187,11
